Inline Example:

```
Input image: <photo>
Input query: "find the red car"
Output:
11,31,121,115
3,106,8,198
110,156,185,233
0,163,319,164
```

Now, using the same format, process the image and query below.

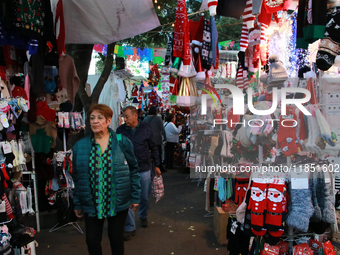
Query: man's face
123,109,138,128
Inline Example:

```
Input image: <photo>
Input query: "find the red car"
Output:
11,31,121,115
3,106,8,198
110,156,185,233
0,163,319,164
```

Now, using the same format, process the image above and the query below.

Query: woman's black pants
85,209,129,255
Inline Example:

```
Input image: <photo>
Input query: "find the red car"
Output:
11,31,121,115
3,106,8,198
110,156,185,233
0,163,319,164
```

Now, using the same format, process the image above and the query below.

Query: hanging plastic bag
152,176,164,203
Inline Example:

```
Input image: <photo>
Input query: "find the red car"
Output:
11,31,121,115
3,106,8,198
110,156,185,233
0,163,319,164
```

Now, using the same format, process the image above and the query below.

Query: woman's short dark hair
88,104,113,119
149,106,157,115
166,113,174,123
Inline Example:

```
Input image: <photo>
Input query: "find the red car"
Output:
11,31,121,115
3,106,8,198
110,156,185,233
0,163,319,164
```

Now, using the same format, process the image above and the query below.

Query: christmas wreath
230,139,272,162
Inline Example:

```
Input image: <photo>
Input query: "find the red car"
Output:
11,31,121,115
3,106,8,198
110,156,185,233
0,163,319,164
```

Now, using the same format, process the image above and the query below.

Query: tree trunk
65,44,94,112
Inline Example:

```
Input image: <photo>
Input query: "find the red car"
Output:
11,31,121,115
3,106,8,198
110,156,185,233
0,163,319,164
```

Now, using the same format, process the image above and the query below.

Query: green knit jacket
72,128,141,214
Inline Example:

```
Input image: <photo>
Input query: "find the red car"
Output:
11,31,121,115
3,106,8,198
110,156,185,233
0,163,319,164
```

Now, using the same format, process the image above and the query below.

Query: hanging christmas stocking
277,114,302,157
286,183,314,232
248,180,268,236
264,182,287,237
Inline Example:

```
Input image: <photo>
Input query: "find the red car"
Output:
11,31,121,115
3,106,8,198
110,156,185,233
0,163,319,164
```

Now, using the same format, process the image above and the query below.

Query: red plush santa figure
235,178,249,204
265,183,287,237
248,181,268,236
131,84,139,98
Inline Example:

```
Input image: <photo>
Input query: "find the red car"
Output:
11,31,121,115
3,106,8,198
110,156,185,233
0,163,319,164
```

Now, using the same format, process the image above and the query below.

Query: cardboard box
213,204,229,245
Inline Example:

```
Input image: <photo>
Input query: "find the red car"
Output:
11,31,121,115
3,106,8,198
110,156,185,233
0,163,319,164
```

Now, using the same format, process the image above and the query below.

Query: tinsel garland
288,12,310,77
268,12,310,77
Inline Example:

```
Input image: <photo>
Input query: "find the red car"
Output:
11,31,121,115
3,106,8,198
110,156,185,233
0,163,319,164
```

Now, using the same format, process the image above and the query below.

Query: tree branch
91,42,116,103
66,44,94,112
98,53,106,62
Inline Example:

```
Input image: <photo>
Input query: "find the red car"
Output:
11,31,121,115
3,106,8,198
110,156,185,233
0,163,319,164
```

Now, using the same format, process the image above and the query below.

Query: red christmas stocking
277,110,302,156
248,181,268,236
235,178,249,204
265,182,287,237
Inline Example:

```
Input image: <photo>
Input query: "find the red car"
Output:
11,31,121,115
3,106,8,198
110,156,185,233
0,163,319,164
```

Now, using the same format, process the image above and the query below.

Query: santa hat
178,57,197,78
189,16,204,49
208,0,218,16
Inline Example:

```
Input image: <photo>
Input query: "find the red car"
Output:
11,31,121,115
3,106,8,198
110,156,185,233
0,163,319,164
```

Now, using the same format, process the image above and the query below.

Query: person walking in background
164,113,183,169
144,106,166,173
116,106,161,241
72,104,141,255
137,108,144,121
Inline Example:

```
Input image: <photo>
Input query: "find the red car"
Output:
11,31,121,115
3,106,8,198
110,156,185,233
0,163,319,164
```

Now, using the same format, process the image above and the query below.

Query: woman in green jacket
72,104,141,255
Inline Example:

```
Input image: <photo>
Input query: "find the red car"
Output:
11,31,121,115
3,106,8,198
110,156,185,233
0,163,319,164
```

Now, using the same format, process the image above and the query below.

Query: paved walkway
35,168,228,255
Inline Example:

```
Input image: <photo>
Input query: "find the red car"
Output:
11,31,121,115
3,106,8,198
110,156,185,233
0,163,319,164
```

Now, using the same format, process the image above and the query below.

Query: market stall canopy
55,0,160,44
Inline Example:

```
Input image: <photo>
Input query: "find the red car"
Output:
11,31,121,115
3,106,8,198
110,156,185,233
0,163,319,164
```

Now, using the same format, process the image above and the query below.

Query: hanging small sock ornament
247,180,268,236
235,178,248,204
316,7,340,71
265,182,287,237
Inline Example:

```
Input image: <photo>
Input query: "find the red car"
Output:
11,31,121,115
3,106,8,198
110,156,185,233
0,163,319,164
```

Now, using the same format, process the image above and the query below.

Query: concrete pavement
35,168,228,255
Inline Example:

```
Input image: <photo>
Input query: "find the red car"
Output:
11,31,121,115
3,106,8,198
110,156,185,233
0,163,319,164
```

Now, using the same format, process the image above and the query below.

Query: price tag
0,201,5,213
324,172,331,184
57,152,65,162
230,221,238,235
2,142,12,154
291,171,308,189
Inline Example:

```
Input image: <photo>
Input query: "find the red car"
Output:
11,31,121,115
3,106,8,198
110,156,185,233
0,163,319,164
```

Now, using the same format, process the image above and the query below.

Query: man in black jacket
117,106,161,241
